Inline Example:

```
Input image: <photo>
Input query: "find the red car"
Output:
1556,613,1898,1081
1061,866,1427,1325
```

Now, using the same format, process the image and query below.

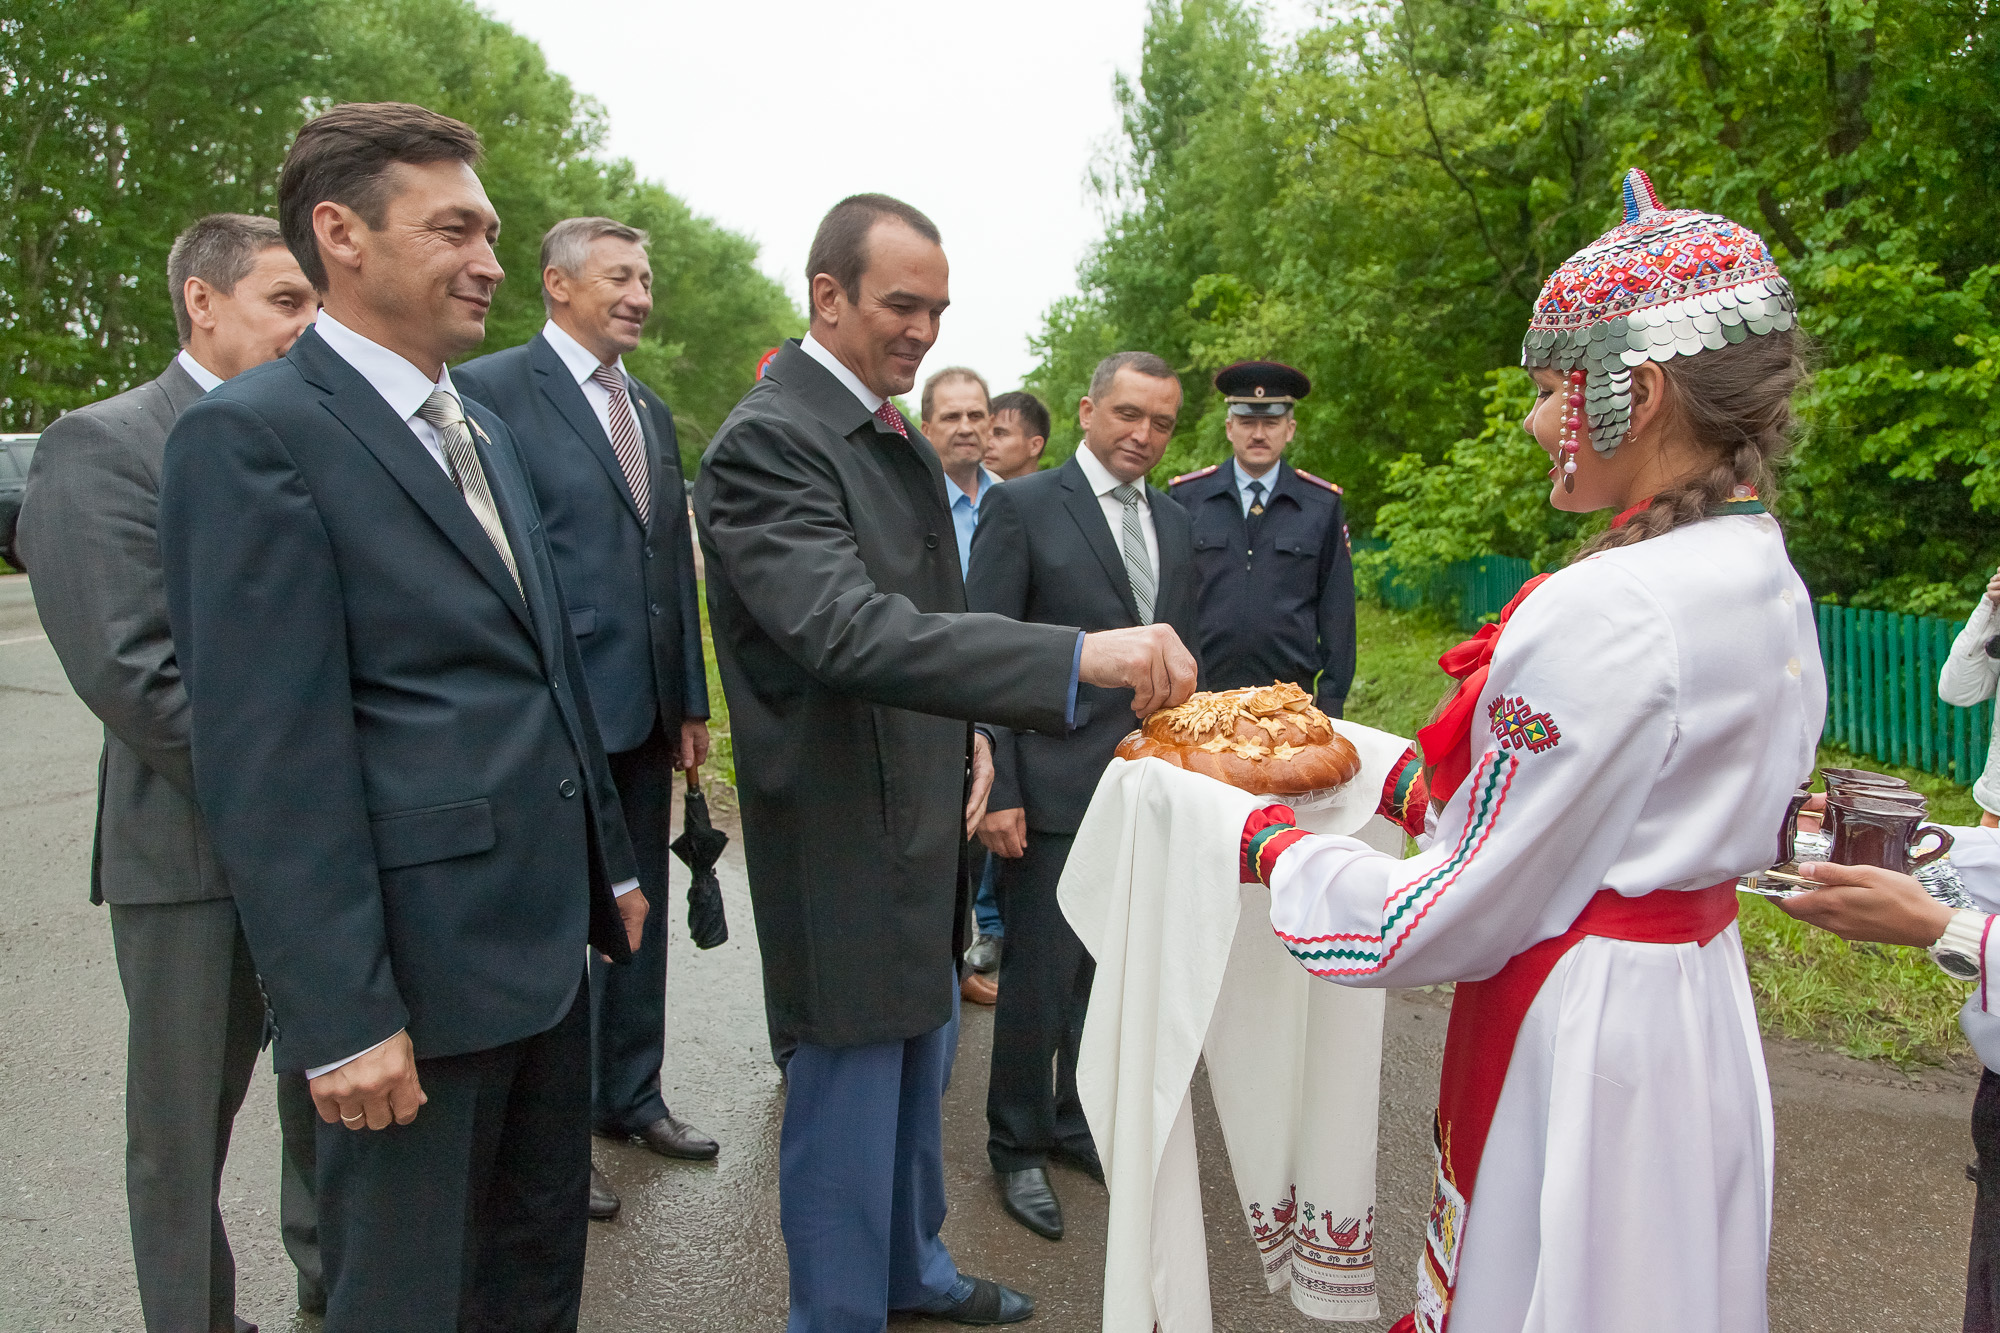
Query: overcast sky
477,0,1306,405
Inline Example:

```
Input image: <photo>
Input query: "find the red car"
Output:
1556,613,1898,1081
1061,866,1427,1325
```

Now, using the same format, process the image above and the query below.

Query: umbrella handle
685,768,701,795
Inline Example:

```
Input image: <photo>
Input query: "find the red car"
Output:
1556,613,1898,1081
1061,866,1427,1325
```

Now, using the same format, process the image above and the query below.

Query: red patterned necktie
589,364,652,524
874,401,910,438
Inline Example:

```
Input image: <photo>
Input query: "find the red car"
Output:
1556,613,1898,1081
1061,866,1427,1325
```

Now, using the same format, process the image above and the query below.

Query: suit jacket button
559,778,578,798
644,545,655,559
649,602,662,617
925,533,939,549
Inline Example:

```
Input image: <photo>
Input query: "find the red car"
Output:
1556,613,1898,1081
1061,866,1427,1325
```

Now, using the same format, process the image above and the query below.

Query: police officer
1169,360,1355,716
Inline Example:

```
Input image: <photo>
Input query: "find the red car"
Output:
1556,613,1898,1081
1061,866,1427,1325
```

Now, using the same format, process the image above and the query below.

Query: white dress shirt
541,318,628,439
303,312,636,1083
1073,442,1160,574
313,311,461,478
175,348,224,393
1232,456,1279,517
800,332,885,413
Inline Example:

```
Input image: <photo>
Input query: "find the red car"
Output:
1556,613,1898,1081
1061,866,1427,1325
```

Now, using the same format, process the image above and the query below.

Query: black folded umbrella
671,771,730,950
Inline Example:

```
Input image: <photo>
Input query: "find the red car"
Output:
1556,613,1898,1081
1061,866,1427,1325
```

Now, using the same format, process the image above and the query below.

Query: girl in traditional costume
1243,170,1825,1333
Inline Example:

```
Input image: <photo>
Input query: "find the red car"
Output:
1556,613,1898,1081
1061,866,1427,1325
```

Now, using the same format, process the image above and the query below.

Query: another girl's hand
1986,565,2000,606
1775,860,1954,946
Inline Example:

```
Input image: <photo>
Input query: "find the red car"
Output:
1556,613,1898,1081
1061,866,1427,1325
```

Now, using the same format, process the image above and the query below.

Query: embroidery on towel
1274,751,1517,976
1245,1190,1376,1303
1488,694,1561,754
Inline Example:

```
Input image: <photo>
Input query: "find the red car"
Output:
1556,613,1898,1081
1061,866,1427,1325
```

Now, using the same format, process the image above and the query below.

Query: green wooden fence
1356,542,1993,785
1816,603,1991,785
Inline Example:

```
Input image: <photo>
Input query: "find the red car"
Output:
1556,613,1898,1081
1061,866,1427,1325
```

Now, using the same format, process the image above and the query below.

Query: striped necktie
1112,482,1156,625
589,365,651,524
416,390,523,598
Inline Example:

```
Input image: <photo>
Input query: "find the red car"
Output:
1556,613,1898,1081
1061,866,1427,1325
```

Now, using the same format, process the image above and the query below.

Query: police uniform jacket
1170,459,1355,713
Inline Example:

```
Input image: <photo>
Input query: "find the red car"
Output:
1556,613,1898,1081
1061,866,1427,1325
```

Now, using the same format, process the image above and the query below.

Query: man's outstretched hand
1080,624,1198,717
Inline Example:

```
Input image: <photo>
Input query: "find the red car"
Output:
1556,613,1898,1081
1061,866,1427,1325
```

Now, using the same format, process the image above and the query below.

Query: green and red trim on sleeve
1242,804,1310,885
1378,744,1429,839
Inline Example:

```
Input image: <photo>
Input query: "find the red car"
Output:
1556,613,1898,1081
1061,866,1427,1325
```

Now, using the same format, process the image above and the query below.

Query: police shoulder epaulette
1293,469,1341,494
1169,464,1219,487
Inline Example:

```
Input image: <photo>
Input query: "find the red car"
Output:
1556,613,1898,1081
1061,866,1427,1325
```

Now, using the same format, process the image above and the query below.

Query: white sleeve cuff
612,877,641,898
306,1031,401,1081
1942,909,1990,963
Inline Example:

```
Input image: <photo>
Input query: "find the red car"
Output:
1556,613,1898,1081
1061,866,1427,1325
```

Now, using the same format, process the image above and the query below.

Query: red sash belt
1391,882,1740,1333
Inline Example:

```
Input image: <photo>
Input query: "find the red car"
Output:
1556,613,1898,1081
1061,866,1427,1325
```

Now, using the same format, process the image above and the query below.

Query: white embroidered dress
1264,511,1825,1332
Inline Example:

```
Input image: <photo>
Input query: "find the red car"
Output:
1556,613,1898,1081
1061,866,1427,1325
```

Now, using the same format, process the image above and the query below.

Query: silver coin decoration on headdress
1521,169,1796,457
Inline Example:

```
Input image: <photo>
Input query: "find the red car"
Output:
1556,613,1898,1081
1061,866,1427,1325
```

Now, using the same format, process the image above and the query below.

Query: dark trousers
780,1003,961,1333
317,975,591,1333
590,721,675,1134
110,899,267,1333
985,831,1095,1172
276,1069,323,1307
1968,1067,2000,1332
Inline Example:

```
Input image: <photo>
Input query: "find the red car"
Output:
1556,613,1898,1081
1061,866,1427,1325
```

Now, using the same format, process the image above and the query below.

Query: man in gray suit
17,213,320,1331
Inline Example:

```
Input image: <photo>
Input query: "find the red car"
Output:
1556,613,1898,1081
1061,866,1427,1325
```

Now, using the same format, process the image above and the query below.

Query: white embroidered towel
1059,719,1410,1332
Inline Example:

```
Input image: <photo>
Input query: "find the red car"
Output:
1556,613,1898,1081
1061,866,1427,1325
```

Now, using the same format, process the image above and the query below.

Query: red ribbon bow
1413,574,1551,808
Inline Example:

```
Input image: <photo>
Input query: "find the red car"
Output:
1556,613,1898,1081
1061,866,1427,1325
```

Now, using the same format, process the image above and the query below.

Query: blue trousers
973,851,1005,939
780,1005,961,1331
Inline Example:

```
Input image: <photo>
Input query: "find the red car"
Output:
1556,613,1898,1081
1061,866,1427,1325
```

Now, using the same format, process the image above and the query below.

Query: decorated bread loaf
1114,681,1361,796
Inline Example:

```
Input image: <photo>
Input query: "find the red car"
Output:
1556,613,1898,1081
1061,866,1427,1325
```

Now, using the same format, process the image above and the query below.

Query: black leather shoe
964,932,1002,975
1050,1143,1104,1185
999,1167,1062,1240
589,1165,620,1222
893,1275,1035,1324
625,1112,720,1161
230,1318,258,1333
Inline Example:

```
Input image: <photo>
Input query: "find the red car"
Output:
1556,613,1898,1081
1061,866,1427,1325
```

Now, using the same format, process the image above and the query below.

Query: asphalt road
0,569,1981,1331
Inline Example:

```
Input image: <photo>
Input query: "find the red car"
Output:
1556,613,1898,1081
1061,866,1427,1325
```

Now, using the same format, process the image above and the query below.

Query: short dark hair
920,366,989,424
1088,351,1179,399
990,390,1050,443
806,194,941,305
279,102,484,291
167,214,286,344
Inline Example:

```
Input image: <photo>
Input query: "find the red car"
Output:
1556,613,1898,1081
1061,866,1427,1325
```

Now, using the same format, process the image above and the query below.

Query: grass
1346,598,1976,1066
695,587,735,799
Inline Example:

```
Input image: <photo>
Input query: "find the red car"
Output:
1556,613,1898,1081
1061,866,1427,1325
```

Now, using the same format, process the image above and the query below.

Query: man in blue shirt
919,366,1006,1004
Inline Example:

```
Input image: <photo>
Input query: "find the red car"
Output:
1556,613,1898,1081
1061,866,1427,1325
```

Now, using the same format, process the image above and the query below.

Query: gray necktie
1113,482,1156,625
416,390,523,598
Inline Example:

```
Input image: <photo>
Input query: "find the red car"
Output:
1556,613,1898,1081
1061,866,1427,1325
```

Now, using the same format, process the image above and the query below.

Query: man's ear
809,272,846,326
312,200,366,280
183,277,220,334
542,266,571,310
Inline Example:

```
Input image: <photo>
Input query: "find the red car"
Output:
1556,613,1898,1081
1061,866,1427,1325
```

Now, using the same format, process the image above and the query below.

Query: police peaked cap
1214,360,1311,416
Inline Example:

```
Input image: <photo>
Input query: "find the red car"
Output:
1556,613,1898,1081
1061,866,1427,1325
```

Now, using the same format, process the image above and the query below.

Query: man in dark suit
1168,360,1355,715
967,351,1201,1240
158,103,645,1332
694,193,1196,1331
457,217,716,1220
19,213,322,1331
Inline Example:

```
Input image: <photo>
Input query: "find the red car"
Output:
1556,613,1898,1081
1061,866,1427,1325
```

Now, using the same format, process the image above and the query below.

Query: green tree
0,0,799,446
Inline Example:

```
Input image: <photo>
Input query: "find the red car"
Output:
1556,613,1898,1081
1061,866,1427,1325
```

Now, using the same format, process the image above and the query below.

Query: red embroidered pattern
1487,695,1561,755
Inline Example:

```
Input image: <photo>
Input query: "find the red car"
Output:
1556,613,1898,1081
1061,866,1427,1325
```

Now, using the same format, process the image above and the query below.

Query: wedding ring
340,1111,364,1124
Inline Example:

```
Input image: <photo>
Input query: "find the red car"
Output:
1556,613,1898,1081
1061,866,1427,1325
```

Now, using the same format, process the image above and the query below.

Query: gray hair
920,366,989,424
1088,351,1178,400
540,217,650,313
167,214,287,344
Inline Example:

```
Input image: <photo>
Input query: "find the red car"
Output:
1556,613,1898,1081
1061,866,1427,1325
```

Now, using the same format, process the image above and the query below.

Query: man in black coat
1168,360,1355,715
693,193,1196,1331
158,103,645,1332
456,216,717,1216
967,351,1202,1240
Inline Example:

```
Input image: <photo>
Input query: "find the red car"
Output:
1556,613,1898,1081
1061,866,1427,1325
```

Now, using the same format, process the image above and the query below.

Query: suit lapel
531,335,643,528
1148,487,1189,609
290,330,535,638
1059,457,1138,622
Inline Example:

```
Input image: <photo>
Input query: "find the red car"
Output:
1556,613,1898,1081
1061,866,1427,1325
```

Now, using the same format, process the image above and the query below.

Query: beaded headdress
1522,169,1796,481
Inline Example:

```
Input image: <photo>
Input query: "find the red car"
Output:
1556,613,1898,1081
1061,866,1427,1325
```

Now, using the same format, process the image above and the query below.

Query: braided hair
1574,328,1808,558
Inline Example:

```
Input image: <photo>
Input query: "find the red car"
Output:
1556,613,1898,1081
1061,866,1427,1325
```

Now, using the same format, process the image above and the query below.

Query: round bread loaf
1114,681,1361,796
